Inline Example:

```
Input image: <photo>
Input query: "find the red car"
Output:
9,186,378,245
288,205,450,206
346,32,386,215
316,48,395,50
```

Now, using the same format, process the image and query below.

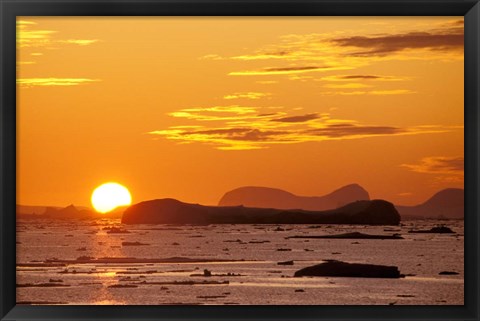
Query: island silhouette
121,198,400,225
395,188,464,219
218,185,464,220
16,185,463,222
218,184,370,211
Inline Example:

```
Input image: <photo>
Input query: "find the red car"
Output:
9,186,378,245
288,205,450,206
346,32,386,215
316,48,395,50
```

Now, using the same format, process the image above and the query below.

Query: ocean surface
16,219,464,305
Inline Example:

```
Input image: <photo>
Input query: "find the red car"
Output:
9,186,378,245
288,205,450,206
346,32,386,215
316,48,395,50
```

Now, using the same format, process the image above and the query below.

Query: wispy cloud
202,20,462,85
332,30,463,57
229,65,343,76
17,61,36,66
232,51,293,61
323,83,372,89
401,156,464,183
149,104,456,150
17,20,98,49
256,80,278,85
223,92,271,100
17,20,100,88
17,78,99,87
320,75,408,82
59,39,99,46
168,106,259,122
272,113,320,123
402,156,464,174
199,54,224,60
321,89,415,96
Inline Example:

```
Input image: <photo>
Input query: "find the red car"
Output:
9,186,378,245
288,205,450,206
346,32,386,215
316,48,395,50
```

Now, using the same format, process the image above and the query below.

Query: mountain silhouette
43,204,95,219
395,188,464,219
218,184,370,211
122,198,400,225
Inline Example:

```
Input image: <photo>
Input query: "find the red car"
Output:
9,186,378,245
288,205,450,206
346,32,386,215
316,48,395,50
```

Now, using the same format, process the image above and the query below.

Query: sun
91,182,132,213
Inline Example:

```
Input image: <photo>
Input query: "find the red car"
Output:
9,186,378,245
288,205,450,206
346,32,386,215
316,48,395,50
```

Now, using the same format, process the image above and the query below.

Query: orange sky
17,17,464,207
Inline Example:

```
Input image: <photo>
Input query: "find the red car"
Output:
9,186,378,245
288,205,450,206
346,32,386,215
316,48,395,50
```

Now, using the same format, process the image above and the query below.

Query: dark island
294,260,401,278
218,184,370,211
286,232,403,240
121,198,400,225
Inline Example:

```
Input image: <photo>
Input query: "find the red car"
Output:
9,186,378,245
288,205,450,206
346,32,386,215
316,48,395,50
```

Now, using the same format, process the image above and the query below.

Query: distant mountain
16,205,60,216
42,204,95,219
122,198,400,225
16,204,125,220
218,184,370,211
395,188,464,219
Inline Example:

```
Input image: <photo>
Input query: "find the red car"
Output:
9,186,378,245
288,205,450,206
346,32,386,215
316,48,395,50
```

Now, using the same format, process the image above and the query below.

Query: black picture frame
1,0,479,320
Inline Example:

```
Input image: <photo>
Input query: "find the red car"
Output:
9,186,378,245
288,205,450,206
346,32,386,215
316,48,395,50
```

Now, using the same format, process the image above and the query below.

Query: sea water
16,219,464,305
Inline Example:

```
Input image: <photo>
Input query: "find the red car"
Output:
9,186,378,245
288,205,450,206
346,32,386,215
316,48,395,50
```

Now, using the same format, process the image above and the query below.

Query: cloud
17,78,99,87
206,20,463,83
149,123,450,150
401,156,464,183
232,51,293,61
272,113,319,123
256,80,278,85
402,156,464,174
181,127,288,142
321,75,407,82
223,92,270,100
17,20,37,25
307,123,405,137
321,89,415,96
331,30,463,57
199,54,224,60
17,20,98,48
17,61,36,66
149,104,456,150
168,105,259,121
323,83,372,89
229,66,337,76
59,39,99,46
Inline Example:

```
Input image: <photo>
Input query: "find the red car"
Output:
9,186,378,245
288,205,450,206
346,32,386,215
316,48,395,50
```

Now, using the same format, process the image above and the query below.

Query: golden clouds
150,105,455,150
223,92,271,100
205,20,463,98
229,66,343,76
402,156,464,173
17,19,100,88
168,106,259,122
401,156,464,183
321,89,416,96
323,83,372,89
17,20,98,49
150,19,462,150
17,78,99,87
332,29,463,57
320,75,408,82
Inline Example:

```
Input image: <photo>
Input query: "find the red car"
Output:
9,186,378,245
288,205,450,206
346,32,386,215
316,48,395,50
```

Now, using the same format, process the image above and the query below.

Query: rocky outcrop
286,232,403,240
408,226,455,234
122,198,400,225
218,184,370,211
294,260,401,278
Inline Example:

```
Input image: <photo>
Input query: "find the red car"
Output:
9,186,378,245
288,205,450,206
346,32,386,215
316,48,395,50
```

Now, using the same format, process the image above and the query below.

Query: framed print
1,0,479,320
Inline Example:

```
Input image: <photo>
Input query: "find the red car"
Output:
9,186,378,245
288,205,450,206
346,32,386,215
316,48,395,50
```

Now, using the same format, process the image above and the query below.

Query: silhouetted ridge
43,204,94,219
396,188,464,219
122,198,400,225
17,203,125,220
218,184,370,211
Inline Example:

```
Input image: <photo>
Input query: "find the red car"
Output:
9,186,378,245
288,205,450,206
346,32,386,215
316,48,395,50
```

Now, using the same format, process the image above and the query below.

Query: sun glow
91,182,132,213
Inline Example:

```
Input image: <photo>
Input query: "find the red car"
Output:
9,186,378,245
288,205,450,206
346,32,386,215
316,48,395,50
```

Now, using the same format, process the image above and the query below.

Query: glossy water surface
16,219,464,305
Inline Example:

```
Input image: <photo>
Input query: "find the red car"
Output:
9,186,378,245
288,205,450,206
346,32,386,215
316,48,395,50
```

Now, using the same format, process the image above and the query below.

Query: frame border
1,1,479,320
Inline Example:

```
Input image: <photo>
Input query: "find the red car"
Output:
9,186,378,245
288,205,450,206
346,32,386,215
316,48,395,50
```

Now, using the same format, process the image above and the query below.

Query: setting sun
91,182,132,213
